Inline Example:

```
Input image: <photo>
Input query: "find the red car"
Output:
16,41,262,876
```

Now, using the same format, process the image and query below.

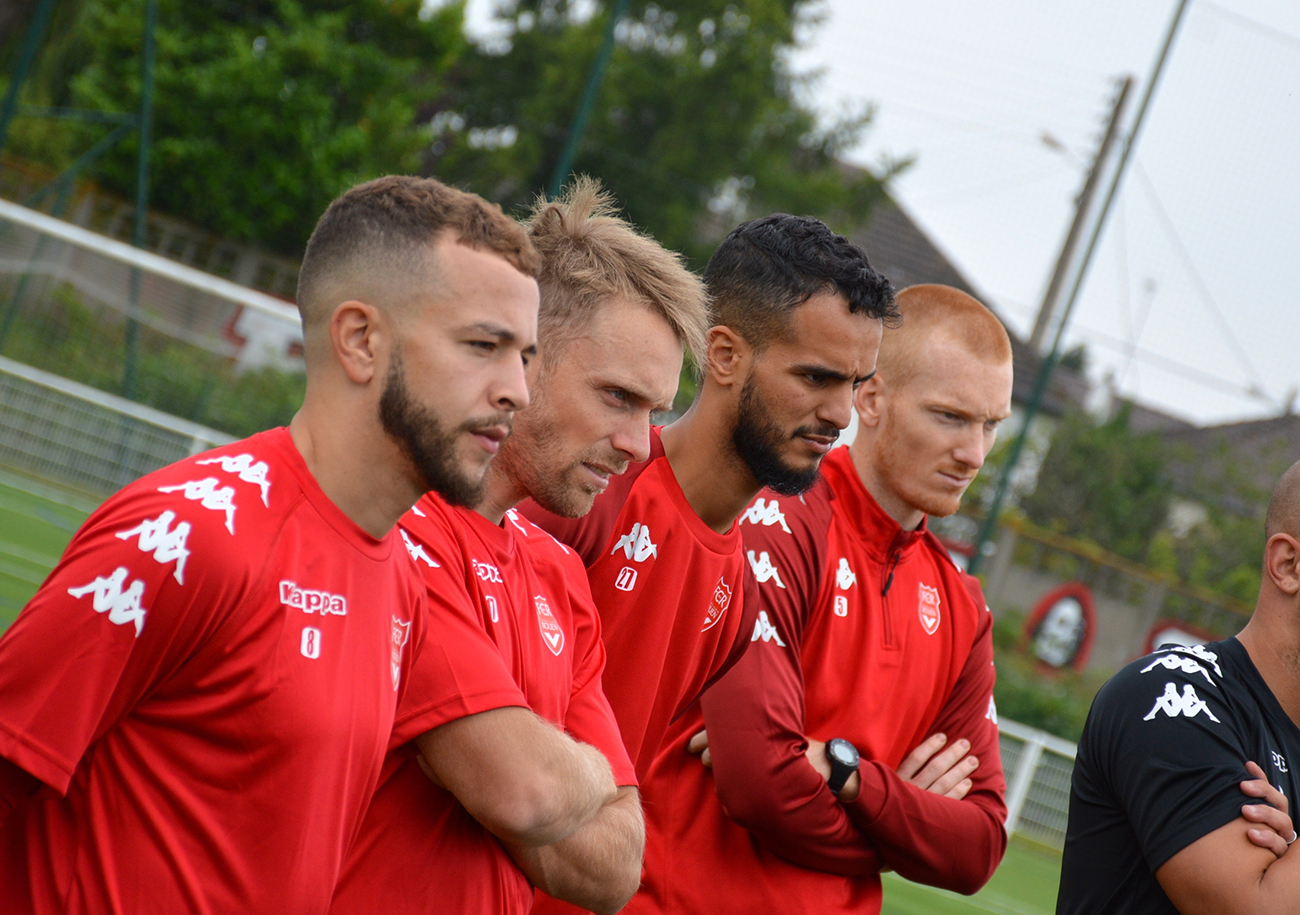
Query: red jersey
629,445,1007,915
0,428,426,915
331,495,636,915
519,427,757,779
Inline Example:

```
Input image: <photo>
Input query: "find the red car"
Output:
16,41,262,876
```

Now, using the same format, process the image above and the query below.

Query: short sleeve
390,512,528,746
1083,651,1252,872
0,485,255,793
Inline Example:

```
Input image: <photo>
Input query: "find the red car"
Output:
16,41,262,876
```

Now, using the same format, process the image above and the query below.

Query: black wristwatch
825,737,860,796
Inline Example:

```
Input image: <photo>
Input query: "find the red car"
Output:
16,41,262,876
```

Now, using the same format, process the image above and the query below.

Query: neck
289,393,422,540
478,464,524,526
660,398,761,535
1238,609,1300,728
848,437,925,531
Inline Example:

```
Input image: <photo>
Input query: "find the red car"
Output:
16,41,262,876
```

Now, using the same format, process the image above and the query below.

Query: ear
854,374,885,429
1264,533,1300,597
703,325,751,388
329,300,386,385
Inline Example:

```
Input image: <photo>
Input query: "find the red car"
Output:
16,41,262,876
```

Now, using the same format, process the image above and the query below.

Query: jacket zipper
880,549,901,648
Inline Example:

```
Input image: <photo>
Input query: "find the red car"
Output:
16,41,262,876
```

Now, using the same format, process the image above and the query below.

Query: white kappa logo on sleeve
836,558,857,590
67,567,148,636
116,511,192,584
1143,682,1221,723
1140,653,1215,686
747,550,785,589
399,528,439,568
196,454,271,506
612,522,658,562
751,610,787,646
741,498,792,533
158,478,238,534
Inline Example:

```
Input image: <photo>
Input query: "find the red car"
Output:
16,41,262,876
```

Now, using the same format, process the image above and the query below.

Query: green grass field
0,471,93,629
882,838,1060,914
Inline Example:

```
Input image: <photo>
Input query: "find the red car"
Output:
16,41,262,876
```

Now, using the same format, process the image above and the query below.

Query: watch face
828,738,859,767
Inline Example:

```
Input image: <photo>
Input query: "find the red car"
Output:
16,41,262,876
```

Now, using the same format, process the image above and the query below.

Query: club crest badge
917,583,941,635
703,577,732,632
390,616,412,690
535,595,565,656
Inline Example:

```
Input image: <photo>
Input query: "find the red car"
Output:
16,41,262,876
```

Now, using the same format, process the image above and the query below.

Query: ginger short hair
296,174,539,350
526,176,709,367
703,214,898,351
877,284,1013,388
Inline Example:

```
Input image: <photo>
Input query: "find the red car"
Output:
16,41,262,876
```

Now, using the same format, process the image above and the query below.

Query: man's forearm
507,786,645,915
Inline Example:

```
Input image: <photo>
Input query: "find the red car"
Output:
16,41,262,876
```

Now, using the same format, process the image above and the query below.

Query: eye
468,339,496,354
605,388,630,405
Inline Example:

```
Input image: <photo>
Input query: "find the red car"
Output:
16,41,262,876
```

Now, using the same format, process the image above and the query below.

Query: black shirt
1057,637,1300,914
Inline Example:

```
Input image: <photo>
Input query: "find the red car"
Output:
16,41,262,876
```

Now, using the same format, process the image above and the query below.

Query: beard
873,412,964,519
730,379,834,496
379,351,501,509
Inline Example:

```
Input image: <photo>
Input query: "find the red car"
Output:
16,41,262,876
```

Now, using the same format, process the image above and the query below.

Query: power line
1200,1,1300,51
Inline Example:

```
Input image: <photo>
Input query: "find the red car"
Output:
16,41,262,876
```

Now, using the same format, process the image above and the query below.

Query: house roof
848,193,1088,415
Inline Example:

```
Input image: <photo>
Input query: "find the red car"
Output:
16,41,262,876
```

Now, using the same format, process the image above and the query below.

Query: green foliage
1021,406,1172,563
429,0,901,265
8,0,465,256
991,611,1103,742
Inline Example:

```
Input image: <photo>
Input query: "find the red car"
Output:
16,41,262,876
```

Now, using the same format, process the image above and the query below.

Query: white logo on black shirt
1140,653,1215,686
1166,644,1223,677
196,453,271,506
836,558,857,590
67,567,148,636
116,511,192,584
399,528,438,568
1273,750,1289,774
158,478,238,534
1143,682,1221,723
741,498,791,533
612,522,658,562
747,550,786,589
751,610,787,646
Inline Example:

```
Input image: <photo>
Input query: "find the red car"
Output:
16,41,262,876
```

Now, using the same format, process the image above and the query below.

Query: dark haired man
0,175,540,915
331,178,711,915
522,213,896,915
656,285,1014,915
1057,460,1300,914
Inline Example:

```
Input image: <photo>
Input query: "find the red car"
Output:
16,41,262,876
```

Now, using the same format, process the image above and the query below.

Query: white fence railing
998,716,1077,849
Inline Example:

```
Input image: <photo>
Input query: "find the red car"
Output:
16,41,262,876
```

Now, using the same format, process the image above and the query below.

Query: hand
896,733,978,800
687,729,711,768
1241,760,1295,858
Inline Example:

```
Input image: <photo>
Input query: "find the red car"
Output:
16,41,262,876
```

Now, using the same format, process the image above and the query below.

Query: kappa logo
702,577,732,632
1140,653,1215,686
747,550,786,589
279,580,348,616
390,616,412,689
741,498,792,533
612,522,658,563
399,528,438,568
196,453,271,507
535,595,565,656
505,509,531,537
1166,644,1223,678
986,696,999,725
1143,682,1221,723
836,558,857,590
472,559,503,584
116,511,191,585
751,610,787,646
917,583,941,635
615,566,638,592
67,567,148,636
158,478,237,534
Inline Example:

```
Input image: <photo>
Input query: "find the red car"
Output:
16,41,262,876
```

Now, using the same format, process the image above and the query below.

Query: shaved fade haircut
296,175,539,354
878,284,1013,389
526,176,709,368
703,213,898,350
1265,460,1300,540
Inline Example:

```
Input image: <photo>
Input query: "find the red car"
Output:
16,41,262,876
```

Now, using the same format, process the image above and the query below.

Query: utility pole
969,0,1191,576
1028,76,1133,353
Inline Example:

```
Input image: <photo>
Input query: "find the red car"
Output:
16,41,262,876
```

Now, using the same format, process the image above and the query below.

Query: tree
1021,405,1173,563
6,0,464,255
428,0,900,264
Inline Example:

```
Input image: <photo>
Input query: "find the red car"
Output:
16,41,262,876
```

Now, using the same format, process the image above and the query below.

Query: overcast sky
791,0,1300,426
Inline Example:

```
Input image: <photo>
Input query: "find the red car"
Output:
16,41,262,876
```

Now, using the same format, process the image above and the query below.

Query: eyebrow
470,322,537,358
793,364,875,386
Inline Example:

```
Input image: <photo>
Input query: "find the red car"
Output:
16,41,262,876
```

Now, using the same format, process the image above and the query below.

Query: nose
493,356,531,413
818,384,856,432
609,413,652,464
953,425,987,471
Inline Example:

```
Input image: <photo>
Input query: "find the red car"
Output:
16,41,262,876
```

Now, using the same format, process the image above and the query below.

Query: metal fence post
1004,733,1046,837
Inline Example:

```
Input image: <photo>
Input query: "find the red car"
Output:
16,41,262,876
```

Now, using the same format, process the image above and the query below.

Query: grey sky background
791,0,1300,426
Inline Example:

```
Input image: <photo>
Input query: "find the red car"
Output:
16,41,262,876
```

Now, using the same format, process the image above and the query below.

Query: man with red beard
331,179,711,915
651,285,1014,915
521,214,897,915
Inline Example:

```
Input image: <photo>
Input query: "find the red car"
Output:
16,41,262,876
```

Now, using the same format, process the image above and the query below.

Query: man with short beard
662,285,1015,915
521,213,895,914
330,179,711,915
0,175,540,915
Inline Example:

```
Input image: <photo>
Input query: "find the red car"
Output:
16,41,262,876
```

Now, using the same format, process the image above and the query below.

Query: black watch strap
825,737,860,795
